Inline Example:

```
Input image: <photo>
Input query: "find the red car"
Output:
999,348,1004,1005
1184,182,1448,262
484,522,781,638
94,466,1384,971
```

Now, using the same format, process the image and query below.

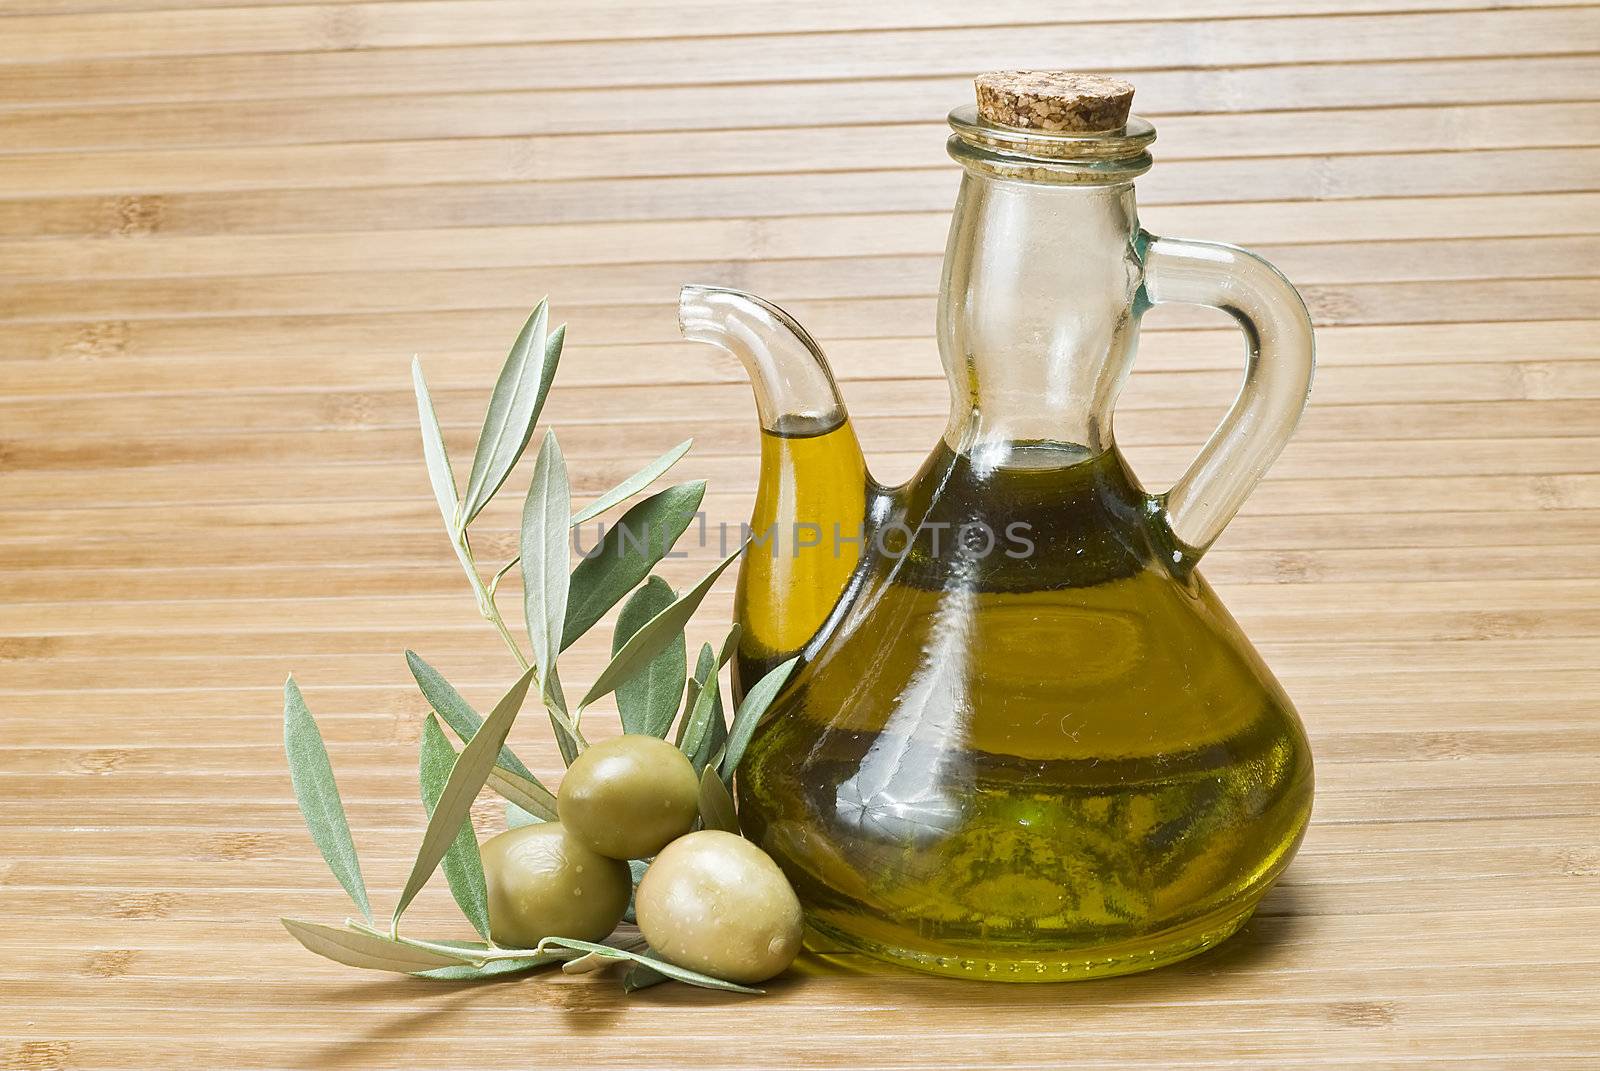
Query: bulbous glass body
735,433,1313,980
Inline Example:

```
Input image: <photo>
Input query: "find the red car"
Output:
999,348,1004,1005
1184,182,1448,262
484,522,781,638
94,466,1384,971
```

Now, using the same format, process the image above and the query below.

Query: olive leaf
719,657,800,785
415,956,559,981
579,543,743,711
570,439,693,526
281,918,469,973
459,300,563,530
561,932,648,975
410,358,461,532
534,937,764,995
563,481,706,649
283,677,372,921
521,430,571,710
405,649,544,787
542,662,581,766
419,716,492,941
623,858,648,924
505,801,543,829
623,962,670,992
676,642,713,745
698,765,739,834
716,623,742,670
677,644,725,774
487,764,557,822
393,665,537,933
612,577,685,738
693,627,740,770
407,650,558,819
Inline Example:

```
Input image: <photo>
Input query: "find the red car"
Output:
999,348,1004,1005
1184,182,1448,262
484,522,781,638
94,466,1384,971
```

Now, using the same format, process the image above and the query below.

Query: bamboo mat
3,2,1599,1067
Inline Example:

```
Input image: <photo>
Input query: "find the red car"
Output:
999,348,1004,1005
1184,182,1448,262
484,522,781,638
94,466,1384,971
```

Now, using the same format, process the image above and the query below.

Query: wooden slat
6,101,1599,198
0,321,1593,403
2,10,1595,108
3,0,1591,62
6,193,1597,278
4,238,1597,326
5,55,1599,155
0,146,1594,226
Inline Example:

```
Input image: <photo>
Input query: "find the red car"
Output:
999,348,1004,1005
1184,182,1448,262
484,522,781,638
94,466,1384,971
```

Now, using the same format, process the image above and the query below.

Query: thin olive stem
348,919,566,966
486,556,520,599
452,528,531,672
449,521,585,751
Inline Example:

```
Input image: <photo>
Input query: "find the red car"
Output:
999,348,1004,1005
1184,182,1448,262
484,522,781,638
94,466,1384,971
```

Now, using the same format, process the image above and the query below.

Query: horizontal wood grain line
3,0,1591,21
0,10,1594,109
9,644,1600,695
7,853,1585,905
0,1011,1594,1061
0,896,1580,954
4,57,1597,155
0,1044,1590,1071
6,507,1595,564
5,101,1598,198
6,546,1599,606
12,406,1600,512
3,0,1589,63
7,652,1599,705
0,575,1595,632
6,195,1593,278
3,717,1587,758
0,768,1587,810
1,281,1594,366
2,359,1595,437
3,395,1600,489
0,904,1591,950
3,714,1587,755
2,144,1594,215
6,471,1570,524
5,321,1592,404
1,1009,1587,1063
4,694,1591,743
4,239,1596,324
4,433,1596,509
2,911,1597,974
0,800,1574,851
0,835,1591,886
6,731,1595,771
5,320,1591,401
6,489,1593,560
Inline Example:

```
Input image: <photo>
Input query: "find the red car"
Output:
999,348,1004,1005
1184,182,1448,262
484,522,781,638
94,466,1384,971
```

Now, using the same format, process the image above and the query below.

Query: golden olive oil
734,426,1314,980
735,422,869,690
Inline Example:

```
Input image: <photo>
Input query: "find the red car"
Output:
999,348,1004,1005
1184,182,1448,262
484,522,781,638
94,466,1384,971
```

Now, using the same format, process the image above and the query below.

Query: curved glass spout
678,285,849,437
677,285,872,694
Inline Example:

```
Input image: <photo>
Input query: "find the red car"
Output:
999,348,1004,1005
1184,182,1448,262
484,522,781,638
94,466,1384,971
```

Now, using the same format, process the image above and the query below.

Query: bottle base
803,894,1264,983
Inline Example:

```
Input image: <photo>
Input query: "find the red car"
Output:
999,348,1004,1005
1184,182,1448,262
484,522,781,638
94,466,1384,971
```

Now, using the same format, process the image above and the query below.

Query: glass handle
1141,234,1316,557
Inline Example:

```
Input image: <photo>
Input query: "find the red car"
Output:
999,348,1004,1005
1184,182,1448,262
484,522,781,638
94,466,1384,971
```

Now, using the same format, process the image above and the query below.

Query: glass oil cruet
678,71,1316,981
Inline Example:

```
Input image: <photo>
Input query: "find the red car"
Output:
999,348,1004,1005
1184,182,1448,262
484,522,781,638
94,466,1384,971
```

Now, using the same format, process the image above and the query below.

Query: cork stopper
973,70,1134,133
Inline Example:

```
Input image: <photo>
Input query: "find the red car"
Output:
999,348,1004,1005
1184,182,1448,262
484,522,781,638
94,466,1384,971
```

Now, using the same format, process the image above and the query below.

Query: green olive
634,830,804,984
479,822,630,948
556,734,700,860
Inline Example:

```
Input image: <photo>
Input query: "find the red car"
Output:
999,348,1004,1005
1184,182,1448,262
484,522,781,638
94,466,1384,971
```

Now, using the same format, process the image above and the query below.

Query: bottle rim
946,104,1155,184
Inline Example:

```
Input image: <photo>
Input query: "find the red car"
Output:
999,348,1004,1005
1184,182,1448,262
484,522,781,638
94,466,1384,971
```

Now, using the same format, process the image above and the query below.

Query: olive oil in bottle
735,435,1314,980
735,420,870,691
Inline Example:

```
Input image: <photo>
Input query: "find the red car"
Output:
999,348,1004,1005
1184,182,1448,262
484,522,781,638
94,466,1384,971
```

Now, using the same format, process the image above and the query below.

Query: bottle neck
936,173,1143,465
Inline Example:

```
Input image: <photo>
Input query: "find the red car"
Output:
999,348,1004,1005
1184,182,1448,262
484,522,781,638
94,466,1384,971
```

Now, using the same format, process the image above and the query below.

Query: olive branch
281,299,796,993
